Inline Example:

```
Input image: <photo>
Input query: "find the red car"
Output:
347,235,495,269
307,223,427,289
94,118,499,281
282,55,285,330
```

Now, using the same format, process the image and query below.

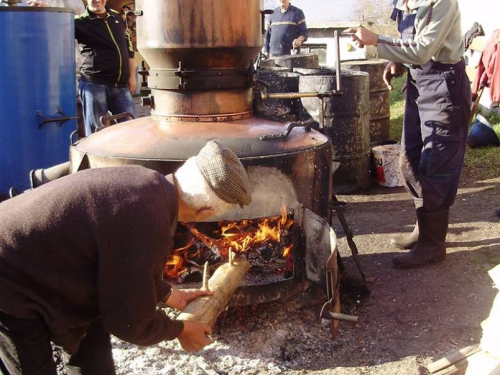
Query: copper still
66,0,341,310
70,0,333,219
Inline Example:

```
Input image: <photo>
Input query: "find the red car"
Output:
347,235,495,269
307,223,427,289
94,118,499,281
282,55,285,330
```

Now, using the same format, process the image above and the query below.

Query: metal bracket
36,108,78,129
149,61,256,90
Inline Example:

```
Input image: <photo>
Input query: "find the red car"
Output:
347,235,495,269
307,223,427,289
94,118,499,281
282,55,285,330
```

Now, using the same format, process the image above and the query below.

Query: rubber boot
390,199,423,250
390,222,418,250
392,209,449,268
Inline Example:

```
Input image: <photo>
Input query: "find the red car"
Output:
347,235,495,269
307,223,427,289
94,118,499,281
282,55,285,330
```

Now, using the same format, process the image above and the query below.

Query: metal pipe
334,30,342,92
30,161,71,188
259,91,340,100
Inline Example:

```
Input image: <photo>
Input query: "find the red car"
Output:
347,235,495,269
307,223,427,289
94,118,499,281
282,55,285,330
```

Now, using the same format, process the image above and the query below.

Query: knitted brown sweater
0,166,183,353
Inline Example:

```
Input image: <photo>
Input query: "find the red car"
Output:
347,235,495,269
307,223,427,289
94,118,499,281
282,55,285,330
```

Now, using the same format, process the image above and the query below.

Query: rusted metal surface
72,116,330,160
135,0,262,71
148,88,254,116
341,59,391,144
299,69,371,193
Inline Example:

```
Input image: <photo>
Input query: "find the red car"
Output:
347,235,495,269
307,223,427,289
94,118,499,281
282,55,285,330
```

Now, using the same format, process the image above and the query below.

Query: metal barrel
298,68,371,193
341,59,391,145
0,7,77,196
254,70,300,122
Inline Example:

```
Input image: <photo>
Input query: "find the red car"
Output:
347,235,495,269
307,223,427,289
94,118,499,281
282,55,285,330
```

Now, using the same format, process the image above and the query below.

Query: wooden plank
428,344,480,374
465,350,500,375
433,349,500,375
433,360,468,375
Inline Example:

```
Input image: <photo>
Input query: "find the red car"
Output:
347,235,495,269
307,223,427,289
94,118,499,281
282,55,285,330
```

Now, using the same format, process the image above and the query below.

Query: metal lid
73,116,330,161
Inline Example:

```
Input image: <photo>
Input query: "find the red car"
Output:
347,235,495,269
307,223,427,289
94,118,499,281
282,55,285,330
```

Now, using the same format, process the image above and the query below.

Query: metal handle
36,108,78,129
321,309,359,323
260,118,314,140
261,9,274,34
99,112,135,128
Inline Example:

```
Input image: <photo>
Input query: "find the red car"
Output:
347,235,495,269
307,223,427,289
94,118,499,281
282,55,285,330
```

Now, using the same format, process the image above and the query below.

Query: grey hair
174,156,235,217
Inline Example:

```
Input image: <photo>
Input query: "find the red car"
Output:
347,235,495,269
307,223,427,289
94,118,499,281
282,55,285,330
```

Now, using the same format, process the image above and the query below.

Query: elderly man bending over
0,141,252,375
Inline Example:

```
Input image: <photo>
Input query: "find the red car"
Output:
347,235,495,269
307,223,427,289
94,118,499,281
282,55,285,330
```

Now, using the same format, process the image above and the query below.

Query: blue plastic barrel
0,7,77,197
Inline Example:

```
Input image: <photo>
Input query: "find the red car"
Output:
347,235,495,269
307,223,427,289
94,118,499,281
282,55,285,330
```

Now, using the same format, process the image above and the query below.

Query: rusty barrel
272,54,320,70
297,68,371,193
341,59,390,145
254,70,300,122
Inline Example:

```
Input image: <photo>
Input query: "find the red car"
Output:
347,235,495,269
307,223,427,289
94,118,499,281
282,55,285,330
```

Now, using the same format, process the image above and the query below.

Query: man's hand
383,61,404,91
128,74,137,94
27,0,46,6
165,287,214,311
343,27,379,48
292,36,305,49
177,320,213,352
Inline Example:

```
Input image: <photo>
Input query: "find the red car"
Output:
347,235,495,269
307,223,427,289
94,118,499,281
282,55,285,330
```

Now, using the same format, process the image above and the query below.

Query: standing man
75,0,137,136
345,0,471,268
0,141,252,375
263,0,308,58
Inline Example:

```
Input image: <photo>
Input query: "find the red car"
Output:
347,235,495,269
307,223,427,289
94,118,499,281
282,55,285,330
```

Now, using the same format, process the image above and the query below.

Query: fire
164,206,295,282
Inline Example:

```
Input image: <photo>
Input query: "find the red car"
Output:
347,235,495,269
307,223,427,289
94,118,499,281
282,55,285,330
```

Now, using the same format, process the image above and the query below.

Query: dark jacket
263,5,308,56
0,166,182,353
75,7,134,88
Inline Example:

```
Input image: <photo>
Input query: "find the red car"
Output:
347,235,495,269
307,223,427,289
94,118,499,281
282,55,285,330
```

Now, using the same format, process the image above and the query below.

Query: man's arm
292,9,308,49
125,29,136,92
128,58,137,93
263,19,272,58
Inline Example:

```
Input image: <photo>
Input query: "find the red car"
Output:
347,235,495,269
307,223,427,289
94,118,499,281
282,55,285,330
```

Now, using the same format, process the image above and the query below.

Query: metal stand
329,195,369,293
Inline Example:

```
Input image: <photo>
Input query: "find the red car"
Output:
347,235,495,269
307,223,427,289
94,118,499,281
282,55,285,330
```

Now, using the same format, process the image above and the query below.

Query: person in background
345,0,471,268
0,140,252,375
75,0,137,135
29,0,137,136
263,0,308,58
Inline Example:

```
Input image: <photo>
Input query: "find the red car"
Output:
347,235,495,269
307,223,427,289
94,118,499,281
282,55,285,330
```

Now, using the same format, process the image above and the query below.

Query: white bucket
372,144,404,187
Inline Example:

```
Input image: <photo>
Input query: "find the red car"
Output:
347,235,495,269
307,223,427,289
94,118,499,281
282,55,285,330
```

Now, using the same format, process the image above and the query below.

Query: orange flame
164,206,295,281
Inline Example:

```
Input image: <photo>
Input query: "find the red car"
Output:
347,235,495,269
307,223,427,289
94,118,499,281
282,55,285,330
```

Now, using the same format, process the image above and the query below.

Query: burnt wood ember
167,213,295,285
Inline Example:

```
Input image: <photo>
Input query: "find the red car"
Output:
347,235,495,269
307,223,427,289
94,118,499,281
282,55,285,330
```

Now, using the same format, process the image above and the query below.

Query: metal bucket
341,59,390,144
0,7,77,196
298,68,371,193
254,70,300,122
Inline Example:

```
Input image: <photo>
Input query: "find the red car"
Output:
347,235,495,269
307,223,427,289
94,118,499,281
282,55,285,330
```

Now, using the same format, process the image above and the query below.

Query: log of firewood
177,254,251,326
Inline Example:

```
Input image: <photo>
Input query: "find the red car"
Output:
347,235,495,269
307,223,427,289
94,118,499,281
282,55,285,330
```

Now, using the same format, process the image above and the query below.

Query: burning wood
165,206,295,284
177,252,251,326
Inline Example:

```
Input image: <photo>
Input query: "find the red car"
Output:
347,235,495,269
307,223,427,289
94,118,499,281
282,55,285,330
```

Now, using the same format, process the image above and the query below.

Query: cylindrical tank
0,7,77,197
272,54,320,70
298,69,371,193
254,70,300,122
341,59,390,145
135,0,262,72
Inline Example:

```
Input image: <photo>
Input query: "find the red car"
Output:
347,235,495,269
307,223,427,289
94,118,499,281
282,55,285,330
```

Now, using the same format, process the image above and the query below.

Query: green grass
389,76,500,180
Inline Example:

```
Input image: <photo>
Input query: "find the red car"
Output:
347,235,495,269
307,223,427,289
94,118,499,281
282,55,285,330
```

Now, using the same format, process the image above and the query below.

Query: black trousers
0,311,116,375
400,59,471,212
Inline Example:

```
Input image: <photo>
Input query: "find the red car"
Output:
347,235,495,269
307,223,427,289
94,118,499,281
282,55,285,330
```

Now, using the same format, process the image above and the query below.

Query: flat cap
196,141,252,208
